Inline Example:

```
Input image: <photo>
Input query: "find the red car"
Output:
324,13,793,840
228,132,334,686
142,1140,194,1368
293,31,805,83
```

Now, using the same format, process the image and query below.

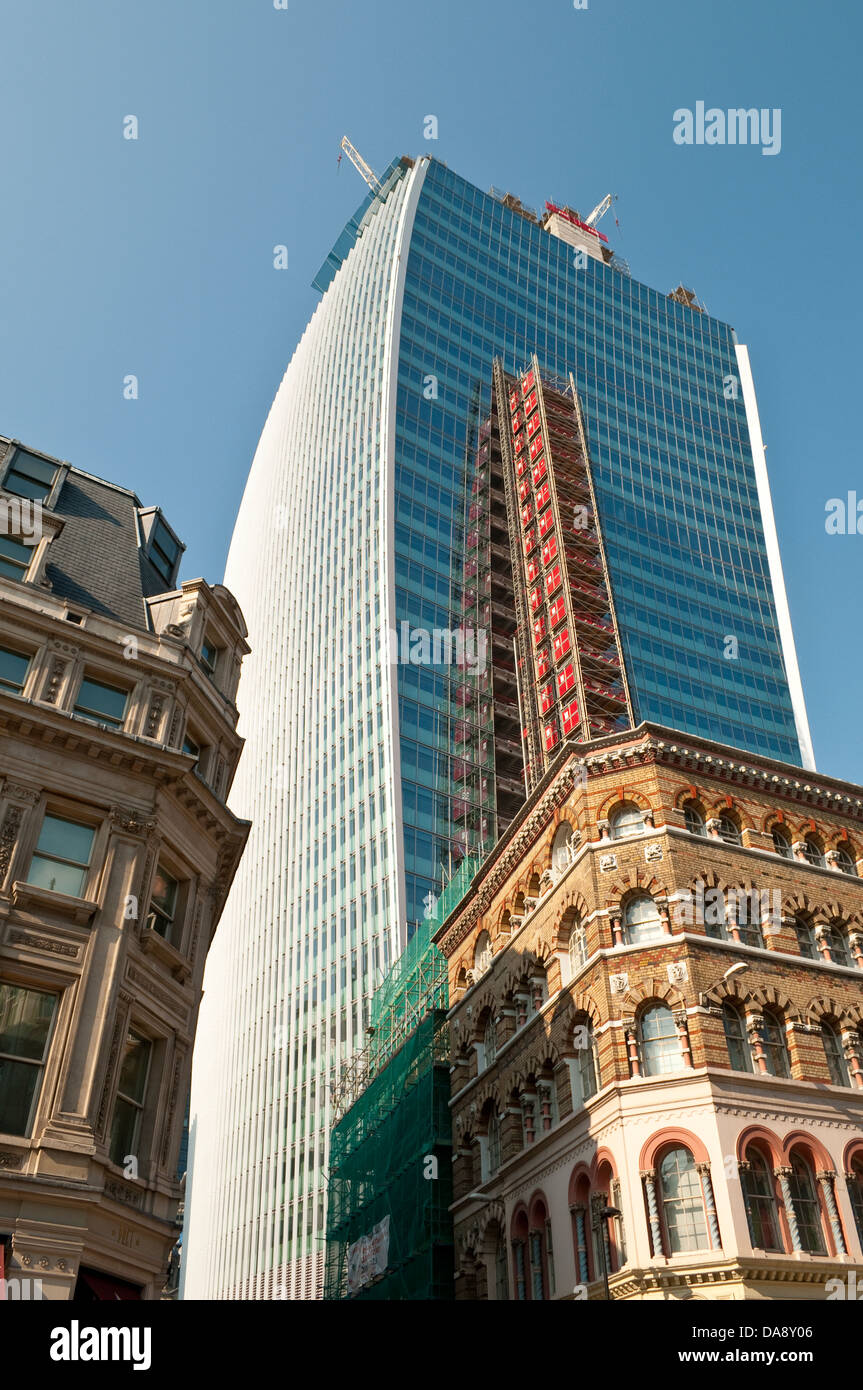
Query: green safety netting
323,859,479,1300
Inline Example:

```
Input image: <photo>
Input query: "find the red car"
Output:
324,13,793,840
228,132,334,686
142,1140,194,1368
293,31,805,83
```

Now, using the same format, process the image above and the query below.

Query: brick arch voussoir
622,978,686,1024
563,991,603,1031
746,983,796,1017
597,788,654,821
611,871,668,903
805,994,855,1028
706,797,753,831
783,888,815,919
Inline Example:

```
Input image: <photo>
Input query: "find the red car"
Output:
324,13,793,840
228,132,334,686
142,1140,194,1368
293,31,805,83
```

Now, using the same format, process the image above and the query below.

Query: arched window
568,915,588,973
487,1106,501,1176
741,1148,783,1251
571,1018,598,1108
684,805,705,837
483,1013,497,1069
788,1153,827,1254
803,837,825,868
833,846,858,877
623,893,664,945
824,925,853,969
722,1000,753,1072
638,1005,682,1076
474,930,492,976
795,917,818,960
847,1156,863,1249
822,1021,850,1087
610,803,644,840
772,825,792,858
761,1009,791,1078
657,1147,710,1253
733,890,764,949
718,814,741,845
551,821,576,872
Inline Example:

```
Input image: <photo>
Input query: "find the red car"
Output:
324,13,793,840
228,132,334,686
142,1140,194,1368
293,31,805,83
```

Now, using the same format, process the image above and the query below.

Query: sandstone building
435,725,863,1300
0,434,249,1299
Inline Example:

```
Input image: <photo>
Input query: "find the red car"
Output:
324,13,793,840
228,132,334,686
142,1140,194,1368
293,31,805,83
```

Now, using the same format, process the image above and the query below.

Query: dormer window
0,535,35,583
148,516,182,587
3,449,58,502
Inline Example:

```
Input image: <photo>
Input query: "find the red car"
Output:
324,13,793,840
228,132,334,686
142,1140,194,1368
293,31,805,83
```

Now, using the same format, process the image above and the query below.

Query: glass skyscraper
182,154,812,1300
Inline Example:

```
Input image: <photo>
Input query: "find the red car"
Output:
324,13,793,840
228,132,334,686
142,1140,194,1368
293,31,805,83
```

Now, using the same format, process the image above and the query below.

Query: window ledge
139,926,191,982
11,881,98,925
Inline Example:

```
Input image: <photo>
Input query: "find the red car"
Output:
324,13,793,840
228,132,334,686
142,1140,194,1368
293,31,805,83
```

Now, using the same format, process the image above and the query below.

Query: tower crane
338,136,382,195
583,193,616,228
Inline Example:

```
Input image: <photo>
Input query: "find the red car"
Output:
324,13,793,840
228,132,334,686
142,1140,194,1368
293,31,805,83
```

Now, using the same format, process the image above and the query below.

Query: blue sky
0,0,860,781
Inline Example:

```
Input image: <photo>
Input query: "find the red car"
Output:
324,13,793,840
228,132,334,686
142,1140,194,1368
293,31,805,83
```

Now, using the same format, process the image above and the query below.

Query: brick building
0,435,249,1299
434,724,863,1301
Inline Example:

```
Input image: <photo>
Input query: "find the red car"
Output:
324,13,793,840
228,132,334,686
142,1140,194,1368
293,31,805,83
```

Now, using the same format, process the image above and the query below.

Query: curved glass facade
184,154,811,1302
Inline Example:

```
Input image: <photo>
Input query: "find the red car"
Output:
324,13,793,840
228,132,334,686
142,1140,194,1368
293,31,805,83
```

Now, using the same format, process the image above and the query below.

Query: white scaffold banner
346,1215,391,1293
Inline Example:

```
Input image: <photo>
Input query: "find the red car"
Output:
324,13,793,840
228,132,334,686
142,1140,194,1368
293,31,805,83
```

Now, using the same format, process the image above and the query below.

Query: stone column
814,923,833,963
817,1171,847,1254
674,1011,693,1067
571,1205,590,1284
746,1011,769,1075
842,1029,863,1090
641,1169,663,1255
697,1163,722,1249
774,1167,802,1251
625,1024,641,1078
611,914,624,948
705,817,723,840
848,932,863,971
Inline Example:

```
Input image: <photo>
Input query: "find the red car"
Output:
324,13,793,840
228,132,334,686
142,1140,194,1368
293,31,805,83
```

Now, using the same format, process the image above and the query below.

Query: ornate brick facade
435,725,863,1301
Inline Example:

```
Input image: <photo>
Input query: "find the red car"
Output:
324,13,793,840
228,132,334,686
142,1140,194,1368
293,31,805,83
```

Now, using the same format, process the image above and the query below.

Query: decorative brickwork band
696,1163,722,1250
816,1171,847,1255
774,1167,802,1252
641,1169,662,1256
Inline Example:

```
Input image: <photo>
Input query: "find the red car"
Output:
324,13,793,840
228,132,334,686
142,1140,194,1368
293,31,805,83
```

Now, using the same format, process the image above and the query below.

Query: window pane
153,518,179,565
5,450,56,499
0,982,56,1059
109,1096,140,1165
0,1058,41,1134
117,1031,150,1104
0,535,32,579
659,1147,708,1253
35,815,94,865
74,677,128,726
0,645,30,692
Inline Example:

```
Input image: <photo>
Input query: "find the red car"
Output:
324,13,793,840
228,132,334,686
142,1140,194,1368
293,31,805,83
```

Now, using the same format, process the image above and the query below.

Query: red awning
78,1270,142,1301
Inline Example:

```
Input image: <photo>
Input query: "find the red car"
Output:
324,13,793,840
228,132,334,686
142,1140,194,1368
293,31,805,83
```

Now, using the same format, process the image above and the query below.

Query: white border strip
735,342,815,771
380,156,429,951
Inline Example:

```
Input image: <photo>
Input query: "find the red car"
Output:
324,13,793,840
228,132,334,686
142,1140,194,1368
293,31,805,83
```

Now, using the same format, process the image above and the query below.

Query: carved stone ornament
109,806,158,837
667,960,688,985
599,853,617,872
645,842,663,862
609,972,629,995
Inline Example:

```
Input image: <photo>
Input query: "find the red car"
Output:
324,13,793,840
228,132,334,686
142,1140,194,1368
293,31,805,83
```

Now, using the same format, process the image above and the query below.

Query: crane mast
339,136,382,195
